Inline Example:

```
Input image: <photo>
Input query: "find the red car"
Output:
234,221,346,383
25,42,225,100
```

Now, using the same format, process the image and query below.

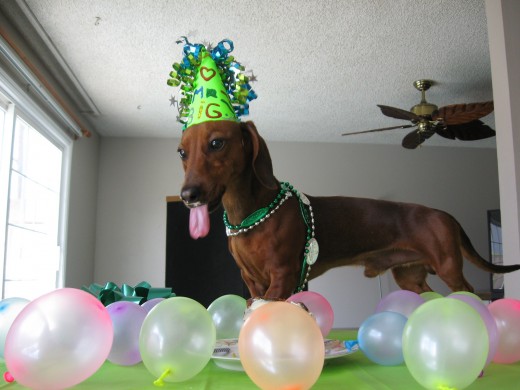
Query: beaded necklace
223,182,319,293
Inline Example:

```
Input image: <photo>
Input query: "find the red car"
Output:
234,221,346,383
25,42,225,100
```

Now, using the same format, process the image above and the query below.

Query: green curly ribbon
82,281,176,306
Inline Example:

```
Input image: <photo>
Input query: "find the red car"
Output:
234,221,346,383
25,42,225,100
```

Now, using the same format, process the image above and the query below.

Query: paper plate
212,339,359,371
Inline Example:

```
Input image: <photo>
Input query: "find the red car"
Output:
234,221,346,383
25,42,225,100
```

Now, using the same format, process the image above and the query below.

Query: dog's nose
180,186,202,205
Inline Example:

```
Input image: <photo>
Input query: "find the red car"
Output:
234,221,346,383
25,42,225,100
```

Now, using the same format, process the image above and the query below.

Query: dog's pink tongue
189,204,210,239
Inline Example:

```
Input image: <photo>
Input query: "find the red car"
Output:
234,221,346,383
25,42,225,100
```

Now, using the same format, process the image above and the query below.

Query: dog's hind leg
391,264,433,294
435,257,474,292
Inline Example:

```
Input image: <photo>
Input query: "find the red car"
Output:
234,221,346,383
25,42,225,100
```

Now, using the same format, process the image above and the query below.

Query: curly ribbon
344,340,359,351
82,281,175,306
153,368,172,387
167,36,257,129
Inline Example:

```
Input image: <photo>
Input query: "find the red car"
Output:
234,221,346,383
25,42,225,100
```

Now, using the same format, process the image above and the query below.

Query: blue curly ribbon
168,37,257,128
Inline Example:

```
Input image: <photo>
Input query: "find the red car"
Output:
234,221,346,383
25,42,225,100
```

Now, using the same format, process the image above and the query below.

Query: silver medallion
299,192,310,205
305,238,319,265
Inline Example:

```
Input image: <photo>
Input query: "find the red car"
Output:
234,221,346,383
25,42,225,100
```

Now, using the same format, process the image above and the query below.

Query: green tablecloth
1,329,519,389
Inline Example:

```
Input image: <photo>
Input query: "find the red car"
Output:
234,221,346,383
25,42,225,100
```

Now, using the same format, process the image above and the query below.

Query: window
488,209,504,300
1,76,72,301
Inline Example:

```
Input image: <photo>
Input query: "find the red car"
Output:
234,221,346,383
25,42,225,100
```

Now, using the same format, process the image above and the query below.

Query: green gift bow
82,281,176,306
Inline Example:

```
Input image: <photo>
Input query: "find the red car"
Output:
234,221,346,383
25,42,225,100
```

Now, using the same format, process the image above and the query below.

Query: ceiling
4,0,497,148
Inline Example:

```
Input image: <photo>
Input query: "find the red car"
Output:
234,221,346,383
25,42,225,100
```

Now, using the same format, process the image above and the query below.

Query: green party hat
167,38,257,131
188,53,237,127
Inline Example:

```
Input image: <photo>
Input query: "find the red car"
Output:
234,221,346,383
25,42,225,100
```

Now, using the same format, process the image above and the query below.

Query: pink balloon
106,301,147,365
448,294,498,366
5,288,113,389
287,291,334,337
376,290,425,318
488,298,520,364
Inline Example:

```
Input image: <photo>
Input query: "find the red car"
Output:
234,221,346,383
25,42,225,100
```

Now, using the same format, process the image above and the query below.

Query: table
1,329,519,389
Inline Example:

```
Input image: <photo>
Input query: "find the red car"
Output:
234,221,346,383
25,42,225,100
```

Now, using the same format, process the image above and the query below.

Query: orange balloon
238,301,324,390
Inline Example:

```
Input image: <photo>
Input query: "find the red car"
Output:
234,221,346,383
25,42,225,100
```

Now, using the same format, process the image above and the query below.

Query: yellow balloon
238,301,324,390
139,297,216,383
403,298,488,389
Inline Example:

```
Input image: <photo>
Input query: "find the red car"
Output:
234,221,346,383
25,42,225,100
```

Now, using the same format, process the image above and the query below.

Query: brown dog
177,120,520,300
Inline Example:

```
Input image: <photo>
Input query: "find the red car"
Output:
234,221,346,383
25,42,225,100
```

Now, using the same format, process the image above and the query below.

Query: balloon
139,297,216,383
358,311,407,366
207,294,247,339
420,291,442,301
141,297,164,313
376,290,425,317
238,301,324,390
0,297,30,359
5,288,113,390
488,298,520,364
287,291,334,337
448,294,498,367
448,291,483,302
402,298,488,390
106,301,147,365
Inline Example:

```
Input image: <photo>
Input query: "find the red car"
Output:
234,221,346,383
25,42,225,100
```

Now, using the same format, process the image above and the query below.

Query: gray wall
87,136,500,328
64,132,100,288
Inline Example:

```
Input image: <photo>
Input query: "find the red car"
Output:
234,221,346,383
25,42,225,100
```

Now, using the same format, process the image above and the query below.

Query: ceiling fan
342,79,495,149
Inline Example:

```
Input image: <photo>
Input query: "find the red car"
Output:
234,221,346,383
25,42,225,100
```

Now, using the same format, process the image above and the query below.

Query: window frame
0,64,73,299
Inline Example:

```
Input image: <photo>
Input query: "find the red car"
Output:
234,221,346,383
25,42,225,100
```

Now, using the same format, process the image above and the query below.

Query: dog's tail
459,222,520,273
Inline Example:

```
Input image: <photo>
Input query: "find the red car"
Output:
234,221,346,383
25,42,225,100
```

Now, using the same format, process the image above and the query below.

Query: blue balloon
0,297,30,358
358,311,407,366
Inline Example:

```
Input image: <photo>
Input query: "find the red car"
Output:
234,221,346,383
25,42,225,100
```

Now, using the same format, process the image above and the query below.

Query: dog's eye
177,148,187,160
209,139,225,151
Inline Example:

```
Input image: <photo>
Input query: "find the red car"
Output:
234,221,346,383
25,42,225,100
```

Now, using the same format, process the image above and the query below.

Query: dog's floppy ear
242,121,278,190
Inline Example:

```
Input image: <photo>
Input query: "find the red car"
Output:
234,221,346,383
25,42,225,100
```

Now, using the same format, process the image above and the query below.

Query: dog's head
177,120,277,210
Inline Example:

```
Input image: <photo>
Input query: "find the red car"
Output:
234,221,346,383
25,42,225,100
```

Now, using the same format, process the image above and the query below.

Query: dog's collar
223,181,318,293
223,182,293,235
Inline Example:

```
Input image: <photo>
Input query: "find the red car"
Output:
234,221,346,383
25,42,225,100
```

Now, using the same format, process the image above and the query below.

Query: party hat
168,38,257,131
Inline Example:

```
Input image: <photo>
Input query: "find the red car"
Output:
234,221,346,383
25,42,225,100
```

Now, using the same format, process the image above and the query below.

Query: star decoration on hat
169,95,178,107
248,71,258,83
201,40,214,52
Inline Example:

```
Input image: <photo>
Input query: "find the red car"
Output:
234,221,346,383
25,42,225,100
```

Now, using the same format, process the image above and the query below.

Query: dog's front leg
263,265,300,300
240,270,264,298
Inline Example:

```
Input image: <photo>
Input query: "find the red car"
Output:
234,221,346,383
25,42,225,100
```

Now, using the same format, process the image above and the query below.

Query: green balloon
207,294,247,339
402,298,488,390
139,297,216,383
420,291,443,301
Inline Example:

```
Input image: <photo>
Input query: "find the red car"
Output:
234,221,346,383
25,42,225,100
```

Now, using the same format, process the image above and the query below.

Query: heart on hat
200,66,216,81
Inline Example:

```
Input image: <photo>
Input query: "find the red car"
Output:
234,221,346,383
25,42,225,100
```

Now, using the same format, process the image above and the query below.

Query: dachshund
177,120,520,300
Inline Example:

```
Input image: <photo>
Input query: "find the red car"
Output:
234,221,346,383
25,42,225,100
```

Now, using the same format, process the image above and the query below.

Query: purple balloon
376,290,425,318
448,294,498,367
141,298,165,313
106,301,147,365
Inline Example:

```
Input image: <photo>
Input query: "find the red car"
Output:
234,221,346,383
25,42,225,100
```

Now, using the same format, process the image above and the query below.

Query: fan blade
434,101,494,125
443,120,496,141
401,127,436,149
434,123,455,140
341,124,415,136
377,105,419,121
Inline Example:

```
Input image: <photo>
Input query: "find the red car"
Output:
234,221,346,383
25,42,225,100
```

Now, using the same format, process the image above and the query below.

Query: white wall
94,136,501,327
486,0,520,299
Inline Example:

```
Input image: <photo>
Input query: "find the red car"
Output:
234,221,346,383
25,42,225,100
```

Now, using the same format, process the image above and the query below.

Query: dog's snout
181,186,202,206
